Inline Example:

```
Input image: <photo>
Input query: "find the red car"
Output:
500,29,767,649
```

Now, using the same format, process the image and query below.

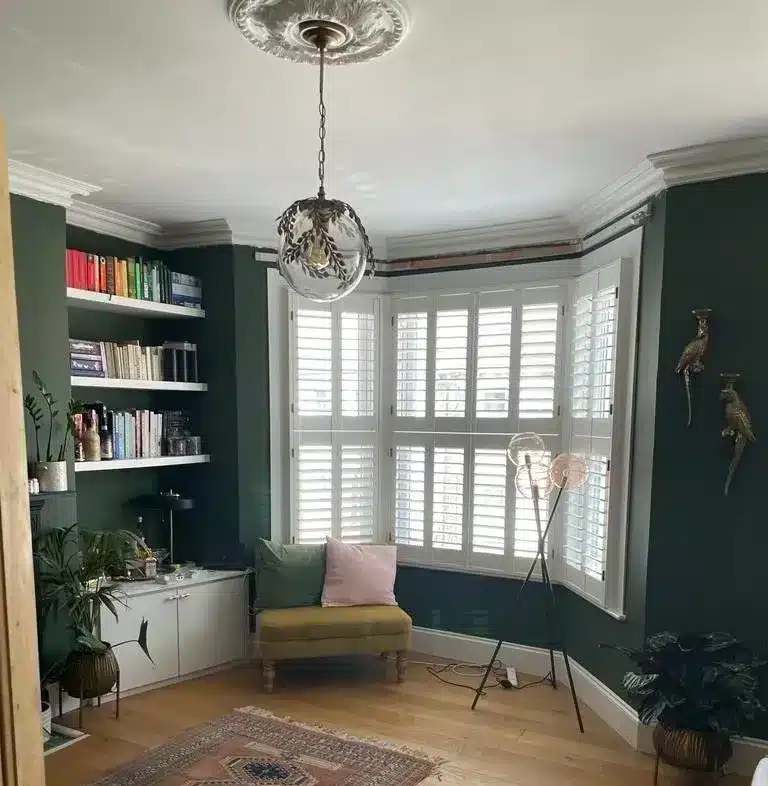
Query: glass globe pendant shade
277,196,370,302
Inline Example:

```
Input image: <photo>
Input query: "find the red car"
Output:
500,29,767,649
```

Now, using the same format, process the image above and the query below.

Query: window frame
274,248,640,618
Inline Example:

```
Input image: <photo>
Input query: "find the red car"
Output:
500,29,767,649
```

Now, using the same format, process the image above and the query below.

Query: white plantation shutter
294,442,333,545
295,309,332,417
434,309,469,417
290,294,380,544
512,450,552,560
340,443,376,543
519,302,559,420
394,444,426,547
471,448,507,555
395,310,428,418
562,260,626,605
432,446,465,552
475,305,514,419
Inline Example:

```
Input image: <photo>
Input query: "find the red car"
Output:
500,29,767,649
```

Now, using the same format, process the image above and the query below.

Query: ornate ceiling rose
228,0,411,65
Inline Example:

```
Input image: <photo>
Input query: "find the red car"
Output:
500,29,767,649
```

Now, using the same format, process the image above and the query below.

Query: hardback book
99,256,107,293
135,259,144,300
70,357,105,377
127,260,137,298
106,257,116,295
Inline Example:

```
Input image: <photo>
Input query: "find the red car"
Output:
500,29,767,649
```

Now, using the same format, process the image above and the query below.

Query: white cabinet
101,589,180,691
178,580,247,675
100,572,248,695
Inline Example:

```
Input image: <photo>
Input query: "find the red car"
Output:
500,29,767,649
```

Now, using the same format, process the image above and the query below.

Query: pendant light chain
317,43,327,198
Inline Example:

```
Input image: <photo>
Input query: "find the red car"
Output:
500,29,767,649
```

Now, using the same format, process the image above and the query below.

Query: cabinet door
178,579,247,676
100,590,179,691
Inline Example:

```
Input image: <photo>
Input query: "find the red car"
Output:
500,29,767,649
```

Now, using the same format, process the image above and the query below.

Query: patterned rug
88,706,442,785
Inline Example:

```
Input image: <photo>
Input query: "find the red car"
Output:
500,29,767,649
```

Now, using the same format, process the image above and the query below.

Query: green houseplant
605,632,765,780
23,371,82,491
34,524,152,702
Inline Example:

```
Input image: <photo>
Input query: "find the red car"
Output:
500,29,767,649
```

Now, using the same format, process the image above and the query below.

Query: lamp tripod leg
471,637,503,711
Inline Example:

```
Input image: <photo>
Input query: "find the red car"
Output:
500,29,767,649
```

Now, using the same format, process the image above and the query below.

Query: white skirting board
410,626,768,777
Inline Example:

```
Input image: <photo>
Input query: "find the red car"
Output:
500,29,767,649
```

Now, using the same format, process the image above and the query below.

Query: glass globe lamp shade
277,197,370,302
506,432,547,468
515,461,552,499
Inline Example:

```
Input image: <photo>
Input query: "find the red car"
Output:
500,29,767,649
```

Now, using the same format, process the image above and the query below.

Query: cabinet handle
164,594,179,602
178,592,191,599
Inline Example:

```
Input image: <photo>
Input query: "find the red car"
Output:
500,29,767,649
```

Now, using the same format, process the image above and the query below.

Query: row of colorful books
69,339,199,383
65,249,202,309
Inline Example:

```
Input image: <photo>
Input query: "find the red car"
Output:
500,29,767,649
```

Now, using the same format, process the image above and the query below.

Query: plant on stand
23,371,82,491
604,632,765,783
34,524,152,731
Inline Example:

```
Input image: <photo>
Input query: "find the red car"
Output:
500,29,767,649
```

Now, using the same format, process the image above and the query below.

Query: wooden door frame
0,116,46,784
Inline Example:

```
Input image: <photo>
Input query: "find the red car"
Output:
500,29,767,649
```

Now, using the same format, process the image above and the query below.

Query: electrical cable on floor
392,657,554,697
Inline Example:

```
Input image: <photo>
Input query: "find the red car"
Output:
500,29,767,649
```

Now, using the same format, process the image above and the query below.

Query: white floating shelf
71,376,207,392
66,288,205,319
75,455,210,473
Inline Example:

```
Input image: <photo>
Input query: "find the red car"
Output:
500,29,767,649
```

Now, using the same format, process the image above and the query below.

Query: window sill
396,559,627,621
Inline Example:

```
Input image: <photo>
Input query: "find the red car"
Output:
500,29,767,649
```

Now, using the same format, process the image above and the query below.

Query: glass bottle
83,410,101,462
99,407,113,460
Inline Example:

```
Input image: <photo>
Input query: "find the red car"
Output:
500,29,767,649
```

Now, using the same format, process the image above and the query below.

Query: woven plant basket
60,646,119,700
653,725,733,773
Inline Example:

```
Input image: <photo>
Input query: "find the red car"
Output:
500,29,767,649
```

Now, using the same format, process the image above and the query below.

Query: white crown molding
568,160,665,238
387,217,578,260
157,219,233,249
648,135,768,187
66,201,162,246
8,160,100,208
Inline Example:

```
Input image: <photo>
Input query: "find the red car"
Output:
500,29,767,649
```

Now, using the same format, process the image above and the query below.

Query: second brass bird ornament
720,373,755,495
676,309,712,427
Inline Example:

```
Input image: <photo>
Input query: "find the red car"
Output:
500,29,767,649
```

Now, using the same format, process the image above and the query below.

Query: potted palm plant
604,632,765,782
34,524,152,708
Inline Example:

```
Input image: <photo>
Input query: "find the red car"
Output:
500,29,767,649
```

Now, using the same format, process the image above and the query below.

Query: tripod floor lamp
470,432,587,734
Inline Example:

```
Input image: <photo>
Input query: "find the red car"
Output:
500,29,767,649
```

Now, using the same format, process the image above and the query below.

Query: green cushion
255,540,326,609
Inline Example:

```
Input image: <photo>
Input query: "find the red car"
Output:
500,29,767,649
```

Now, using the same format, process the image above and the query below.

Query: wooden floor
45,656,747,786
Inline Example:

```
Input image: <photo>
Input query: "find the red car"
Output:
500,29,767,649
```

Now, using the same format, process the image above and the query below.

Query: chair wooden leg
263,660,276,693
395,651,407,683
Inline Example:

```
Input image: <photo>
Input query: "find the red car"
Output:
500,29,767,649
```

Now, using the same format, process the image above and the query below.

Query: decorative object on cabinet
131,490,195,565
33,525,153,727
675,308,712,427
720,373,756,495
83,705,440,786
471,435,587,734
603,632,765,785
23,371,83,490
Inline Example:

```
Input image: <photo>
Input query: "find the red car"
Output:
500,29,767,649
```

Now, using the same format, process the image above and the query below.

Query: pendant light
276,21,373,302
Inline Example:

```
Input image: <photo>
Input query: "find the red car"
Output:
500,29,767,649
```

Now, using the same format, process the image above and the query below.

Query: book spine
106,257,116,295
152,265,160,302
65,250,73,287
69,339,101,355
99,342,108,375
135,258,144,300
120,260,129,297
99,256,107,293
78,251,86,289
142,261,150,299
127,259,136,298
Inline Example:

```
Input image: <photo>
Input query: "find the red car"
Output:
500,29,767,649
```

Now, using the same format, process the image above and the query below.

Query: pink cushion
321,538,397,607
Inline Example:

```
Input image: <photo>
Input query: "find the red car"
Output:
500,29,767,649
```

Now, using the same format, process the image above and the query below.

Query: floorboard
44,655,748,785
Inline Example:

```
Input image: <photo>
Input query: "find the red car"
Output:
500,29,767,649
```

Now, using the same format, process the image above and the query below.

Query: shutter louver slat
435,309,469,417
395,312,428,417
592,287,617,419
296,310,332,416
340,443,375,543
295,443,333,544
433,447,464,551
341,313,376,417
476,306,513,418
394,445,426,546
519,303,559,419
570,295,592,420
471,448,507,555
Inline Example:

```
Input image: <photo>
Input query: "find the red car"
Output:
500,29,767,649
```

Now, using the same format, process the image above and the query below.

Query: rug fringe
236,705,447,772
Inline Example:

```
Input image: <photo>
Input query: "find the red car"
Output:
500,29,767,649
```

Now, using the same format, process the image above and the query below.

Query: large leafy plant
605,632,765,734
23,371,82,462
34,524,152,683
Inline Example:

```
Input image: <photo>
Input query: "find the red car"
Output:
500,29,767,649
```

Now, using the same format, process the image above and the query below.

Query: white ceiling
1,0,768,246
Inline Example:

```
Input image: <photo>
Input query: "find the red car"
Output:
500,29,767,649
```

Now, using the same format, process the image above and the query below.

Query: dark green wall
164,245,270,567
11,195,71,481
643,175,768,734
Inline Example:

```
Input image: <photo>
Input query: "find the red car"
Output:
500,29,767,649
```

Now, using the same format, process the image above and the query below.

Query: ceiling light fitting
229,0,410,301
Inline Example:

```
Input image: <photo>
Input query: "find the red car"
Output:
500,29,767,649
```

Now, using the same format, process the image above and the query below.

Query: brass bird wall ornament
720,373,756,496
676,309,712,427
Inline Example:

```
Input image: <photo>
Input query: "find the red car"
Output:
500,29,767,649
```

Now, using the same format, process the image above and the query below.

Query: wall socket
506,667,518,687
